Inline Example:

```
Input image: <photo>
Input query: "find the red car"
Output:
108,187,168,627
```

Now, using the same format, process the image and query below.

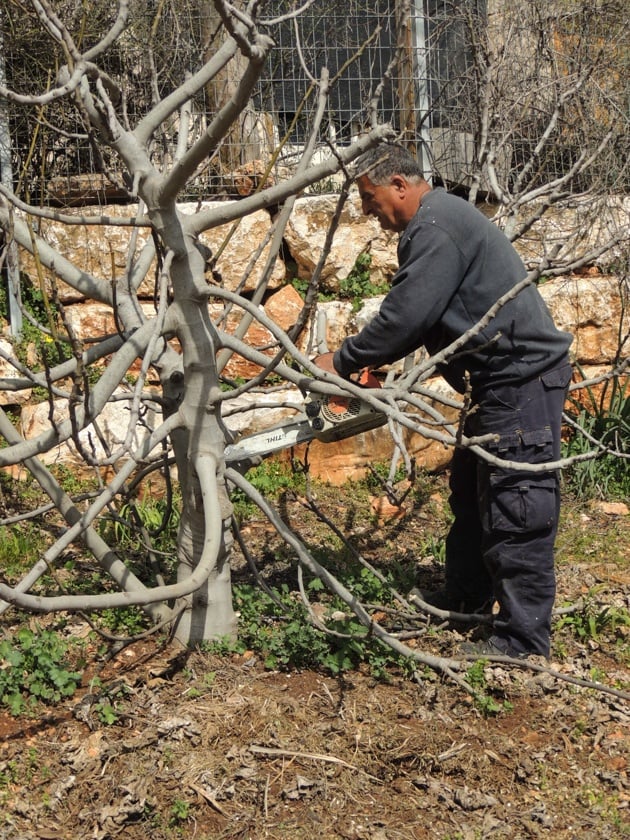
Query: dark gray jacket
334,188,572,393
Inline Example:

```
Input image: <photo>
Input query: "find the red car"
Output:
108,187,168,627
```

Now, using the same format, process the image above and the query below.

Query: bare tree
0,0,627,694
0,0,379,635
425,0,629,270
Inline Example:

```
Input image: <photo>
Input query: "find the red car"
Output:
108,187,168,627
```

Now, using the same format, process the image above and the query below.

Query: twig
248,745,382,783
188,781,228,816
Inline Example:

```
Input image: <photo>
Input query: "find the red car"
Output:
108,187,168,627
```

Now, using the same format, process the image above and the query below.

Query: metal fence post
0,8,22,339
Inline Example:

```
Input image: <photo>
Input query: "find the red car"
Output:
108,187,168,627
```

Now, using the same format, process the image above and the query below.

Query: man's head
353,144,430,233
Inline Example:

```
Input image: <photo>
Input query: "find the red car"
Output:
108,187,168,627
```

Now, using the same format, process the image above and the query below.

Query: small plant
0,523,46,579
0,748,50,790
201,635,245,656
0,627,82,715
305,176,341,195
0,275,69,369
49,463,98,496
99,606,149,636
102,494,181,555
554,601,630,642
232,578,415,679
338,252,389,311
231,460,305,520
465,659,513,716
363,459,409,491
94,701,119,725
563,371,630,499
169,798,192,826
89,679,132,726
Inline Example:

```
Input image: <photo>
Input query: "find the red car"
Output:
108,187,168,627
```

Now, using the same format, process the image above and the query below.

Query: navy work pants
444,360,572,657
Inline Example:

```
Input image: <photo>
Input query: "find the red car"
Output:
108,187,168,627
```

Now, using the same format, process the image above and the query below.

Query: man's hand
313,352,339,376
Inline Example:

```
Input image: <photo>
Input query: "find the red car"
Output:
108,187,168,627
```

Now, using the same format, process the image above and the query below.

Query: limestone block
540,275,628,365
222,387,304,440
287,422,453,485
8,195,628,485
18,205,146,303
63,301,118,338
17,201,284,304
223,379,458,484
513,196,630,267
191,203,285,293
211,284,309,380
284,192,398,291
0,338,32,405
19,387,158,468
284,376,459,484
316,274,628,371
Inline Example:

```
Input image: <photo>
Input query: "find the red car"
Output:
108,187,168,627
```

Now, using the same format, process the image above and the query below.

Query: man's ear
389,174,408,194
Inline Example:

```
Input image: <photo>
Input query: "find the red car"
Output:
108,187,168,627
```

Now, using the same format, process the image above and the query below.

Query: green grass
0,522,47,580
563,372,630,500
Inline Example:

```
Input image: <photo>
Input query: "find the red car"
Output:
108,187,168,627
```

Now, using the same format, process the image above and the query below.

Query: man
315,144,572,659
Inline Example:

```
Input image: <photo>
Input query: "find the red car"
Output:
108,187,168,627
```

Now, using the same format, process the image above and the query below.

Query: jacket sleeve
333,220,466,378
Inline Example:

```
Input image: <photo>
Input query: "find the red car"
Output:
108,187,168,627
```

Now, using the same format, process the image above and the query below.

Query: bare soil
0,478,628,840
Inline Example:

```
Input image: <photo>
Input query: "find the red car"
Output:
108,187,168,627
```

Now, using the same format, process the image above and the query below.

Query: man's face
357,174,406,232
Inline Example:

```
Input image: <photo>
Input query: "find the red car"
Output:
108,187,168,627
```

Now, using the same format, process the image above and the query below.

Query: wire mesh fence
0,0,627,207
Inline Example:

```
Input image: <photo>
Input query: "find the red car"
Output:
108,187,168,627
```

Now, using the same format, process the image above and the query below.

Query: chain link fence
1,0,627,206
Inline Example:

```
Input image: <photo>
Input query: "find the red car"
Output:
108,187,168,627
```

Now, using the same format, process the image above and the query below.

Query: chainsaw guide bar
224,384,386,464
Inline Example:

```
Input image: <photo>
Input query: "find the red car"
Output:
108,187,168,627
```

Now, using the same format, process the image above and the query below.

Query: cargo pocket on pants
489,473,558,533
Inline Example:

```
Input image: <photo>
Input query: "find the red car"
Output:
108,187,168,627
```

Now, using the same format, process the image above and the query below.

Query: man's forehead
357,174,385,194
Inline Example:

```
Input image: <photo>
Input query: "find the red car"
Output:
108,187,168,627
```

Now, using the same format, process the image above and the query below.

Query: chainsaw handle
355,368,381,389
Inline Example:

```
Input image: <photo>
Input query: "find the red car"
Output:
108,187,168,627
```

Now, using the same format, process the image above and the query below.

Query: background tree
0,0,627,686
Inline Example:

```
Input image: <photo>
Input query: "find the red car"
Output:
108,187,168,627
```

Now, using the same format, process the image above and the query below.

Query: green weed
0,748,50,791
98,606,149,636
555,600,630,642
339,252,389,311
231,459,305,520
0,627,82,715
232,578,414,678
563,372,630,499
0,275,69,369
97,492,181,588
0,523,46,579
49,463,98,496
169,798,192,826
465,659,514,716
102,495,181,553
94,701,118,725
87,678,132,726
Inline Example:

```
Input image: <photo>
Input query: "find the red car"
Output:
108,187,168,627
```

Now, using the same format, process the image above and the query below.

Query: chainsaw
224,370,386,464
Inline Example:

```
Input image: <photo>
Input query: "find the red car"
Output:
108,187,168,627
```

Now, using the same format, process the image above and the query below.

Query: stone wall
4,193,628,484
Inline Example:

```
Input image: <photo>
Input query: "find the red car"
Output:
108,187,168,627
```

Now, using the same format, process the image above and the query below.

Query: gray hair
353,144,425,185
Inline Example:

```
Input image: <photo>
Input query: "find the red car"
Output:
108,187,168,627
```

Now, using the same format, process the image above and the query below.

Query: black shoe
409,586,492,615
458,637,529,660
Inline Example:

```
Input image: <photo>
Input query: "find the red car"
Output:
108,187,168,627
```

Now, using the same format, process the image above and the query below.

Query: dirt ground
0,478,629,840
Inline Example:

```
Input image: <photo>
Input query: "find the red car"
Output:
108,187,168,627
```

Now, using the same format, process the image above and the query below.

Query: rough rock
223,380,459,483
19,387,158,467
18,204,147,303
212,284,308,380
539,274,629,364
193,204,285,293
286,413,456,484
17,201,284,302
0,338,32,405
512,195,630,267
283,192,399,291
